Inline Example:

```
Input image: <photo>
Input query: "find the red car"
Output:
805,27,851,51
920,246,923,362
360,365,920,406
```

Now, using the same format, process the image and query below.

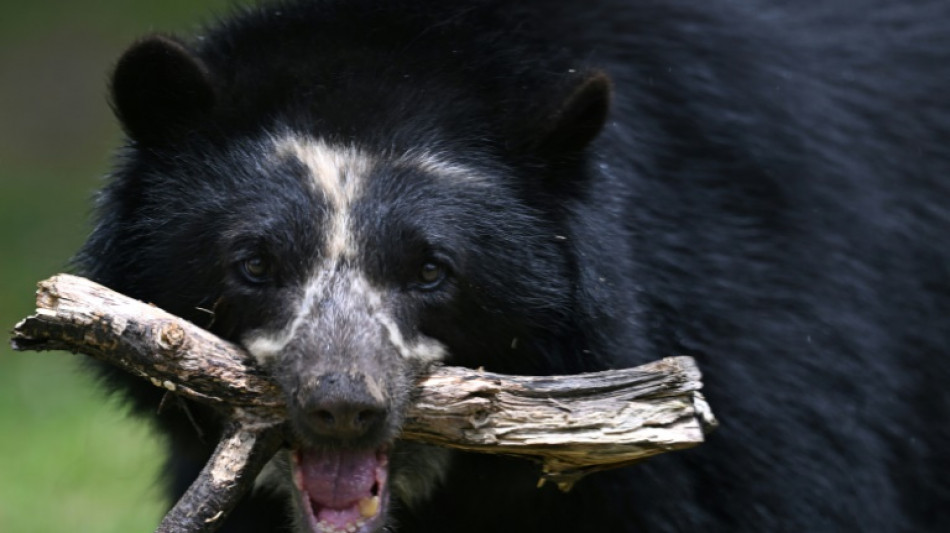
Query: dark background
0,1,232,530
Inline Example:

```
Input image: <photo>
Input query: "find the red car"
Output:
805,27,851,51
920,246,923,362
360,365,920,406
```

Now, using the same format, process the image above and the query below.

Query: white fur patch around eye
240,272,326,364
241,269,391,365
376,313,447,363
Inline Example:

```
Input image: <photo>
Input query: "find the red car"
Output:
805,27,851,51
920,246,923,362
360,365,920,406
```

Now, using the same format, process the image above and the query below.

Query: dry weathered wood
404,361,716,490
11,274,717,532
13,274,284,412
156,420,284,533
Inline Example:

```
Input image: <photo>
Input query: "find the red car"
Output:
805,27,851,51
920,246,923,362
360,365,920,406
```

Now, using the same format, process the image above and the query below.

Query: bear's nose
307,399,386,439
298,373,388,441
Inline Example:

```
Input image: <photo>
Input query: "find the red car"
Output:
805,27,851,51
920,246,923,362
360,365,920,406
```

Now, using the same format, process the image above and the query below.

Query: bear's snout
297,372,389,442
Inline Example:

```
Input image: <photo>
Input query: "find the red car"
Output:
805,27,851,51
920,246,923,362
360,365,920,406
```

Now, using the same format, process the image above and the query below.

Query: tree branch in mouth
11,274,718,533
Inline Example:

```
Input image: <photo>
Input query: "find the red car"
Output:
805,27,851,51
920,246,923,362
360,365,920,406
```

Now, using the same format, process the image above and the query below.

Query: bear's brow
273,135,374,262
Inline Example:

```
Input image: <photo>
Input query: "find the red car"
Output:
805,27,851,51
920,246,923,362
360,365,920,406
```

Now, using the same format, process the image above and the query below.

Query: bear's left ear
525,70,612,158
110,35,216,145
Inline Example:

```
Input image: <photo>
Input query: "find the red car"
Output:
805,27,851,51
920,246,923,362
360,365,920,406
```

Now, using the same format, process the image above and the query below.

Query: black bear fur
76,0,950,531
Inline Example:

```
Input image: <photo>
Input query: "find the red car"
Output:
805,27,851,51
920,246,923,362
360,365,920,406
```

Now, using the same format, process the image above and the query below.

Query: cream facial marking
244,136,449,366
243,271,330,363
242,268,446,365
274,136,376,261
377,313,447,363
397,147,484,181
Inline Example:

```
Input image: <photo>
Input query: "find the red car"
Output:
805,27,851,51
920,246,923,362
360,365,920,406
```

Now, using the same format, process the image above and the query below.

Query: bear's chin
291,446,391,533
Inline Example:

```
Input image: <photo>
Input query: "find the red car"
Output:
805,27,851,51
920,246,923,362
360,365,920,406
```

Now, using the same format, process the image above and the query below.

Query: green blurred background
0,1,233,530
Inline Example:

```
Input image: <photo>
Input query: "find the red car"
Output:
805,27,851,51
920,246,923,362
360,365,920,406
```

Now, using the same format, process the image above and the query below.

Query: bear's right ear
110,35,216,145
517,70,612,160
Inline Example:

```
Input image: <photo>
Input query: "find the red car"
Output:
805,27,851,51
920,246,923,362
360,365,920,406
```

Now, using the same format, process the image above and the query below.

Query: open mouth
291,447,390,533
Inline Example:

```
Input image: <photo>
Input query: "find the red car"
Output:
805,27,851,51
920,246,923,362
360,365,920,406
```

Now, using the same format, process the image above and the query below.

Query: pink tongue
299,449,379,509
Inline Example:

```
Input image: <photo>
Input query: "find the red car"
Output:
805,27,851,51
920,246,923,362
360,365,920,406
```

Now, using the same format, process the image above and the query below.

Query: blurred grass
0,1,233,531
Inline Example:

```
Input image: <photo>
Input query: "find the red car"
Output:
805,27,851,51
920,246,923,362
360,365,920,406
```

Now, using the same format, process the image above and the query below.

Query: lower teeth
314,519,365,533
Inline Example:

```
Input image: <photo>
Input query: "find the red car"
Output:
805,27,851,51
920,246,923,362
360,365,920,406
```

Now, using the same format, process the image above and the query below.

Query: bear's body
78,0,950,531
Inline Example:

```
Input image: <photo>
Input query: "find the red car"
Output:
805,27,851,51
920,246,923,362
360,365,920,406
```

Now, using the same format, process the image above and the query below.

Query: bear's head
83,34,611,533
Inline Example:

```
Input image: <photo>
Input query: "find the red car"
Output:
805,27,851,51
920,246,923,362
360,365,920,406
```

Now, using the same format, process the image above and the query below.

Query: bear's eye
417,260,448,290
240,255,272,284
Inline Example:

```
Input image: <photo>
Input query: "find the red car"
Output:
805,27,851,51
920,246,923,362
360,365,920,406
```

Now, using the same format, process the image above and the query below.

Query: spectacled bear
76,0,950,531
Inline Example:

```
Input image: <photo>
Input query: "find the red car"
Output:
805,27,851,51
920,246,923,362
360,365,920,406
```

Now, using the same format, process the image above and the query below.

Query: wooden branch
156,420,283,533
402,362,716,490
11,274,717,532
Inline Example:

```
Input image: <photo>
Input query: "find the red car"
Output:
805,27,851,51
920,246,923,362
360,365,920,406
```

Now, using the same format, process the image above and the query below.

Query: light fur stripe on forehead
397,147,483,181
274,136,375,202
274,135,375,260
